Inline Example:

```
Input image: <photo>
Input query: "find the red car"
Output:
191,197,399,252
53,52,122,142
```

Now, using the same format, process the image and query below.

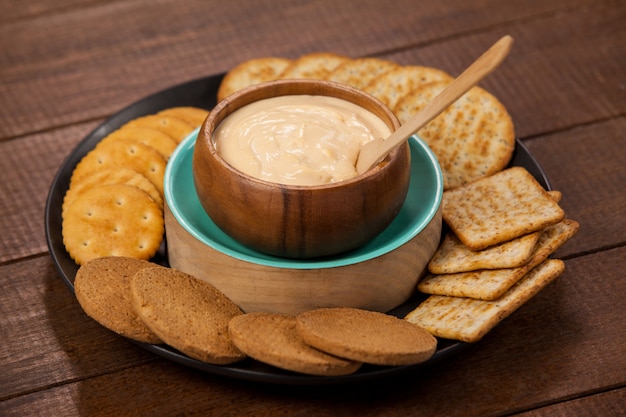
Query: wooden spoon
356,35,514,175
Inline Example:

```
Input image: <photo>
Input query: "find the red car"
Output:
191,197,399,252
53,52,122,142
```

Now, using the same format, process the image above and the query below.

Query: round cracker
157,106,209,127
217,57,292,101
130,267,246,365
74,256,162,344
70,139,166,195
229,312,361,376
296,308,437,366
278,52,349,80
100,126,179,160
326,57,399,90
63,166,163,219
363,65,453,109
123,114,195,143
62,184,164,265
394,80,515,190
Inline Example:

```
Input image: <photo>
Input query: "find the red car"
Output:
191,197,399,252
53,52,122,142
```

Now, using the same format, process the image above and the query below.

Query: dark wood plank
0,121,99,263
384,0,625,139
524,117,626,258
515,389,626,417
2,247,624,416
0,0,602,139
0,256,156,400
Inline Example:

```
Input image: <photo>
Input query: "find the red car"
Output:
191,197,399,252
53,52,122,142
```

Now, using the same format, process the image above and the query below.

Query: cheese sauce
213,95,391,185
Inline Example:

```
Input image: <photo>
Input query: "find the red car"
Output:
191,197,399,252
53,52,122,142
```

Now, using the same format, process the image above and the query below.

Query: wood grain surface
1,0,624,416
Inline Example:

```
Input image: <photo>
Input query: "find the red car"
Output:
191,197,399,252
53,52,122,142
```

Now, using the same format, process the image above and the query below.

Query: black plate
45,74,551,385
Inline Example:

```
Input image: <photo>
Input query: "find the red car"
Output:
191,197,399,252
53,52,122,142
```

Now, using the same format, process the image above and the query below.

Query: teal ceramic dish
165,128,443,269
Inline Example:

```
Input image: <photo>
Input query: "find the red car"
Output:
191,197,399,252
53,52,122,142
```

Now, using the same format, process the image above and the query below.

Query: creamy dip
213,95,391,186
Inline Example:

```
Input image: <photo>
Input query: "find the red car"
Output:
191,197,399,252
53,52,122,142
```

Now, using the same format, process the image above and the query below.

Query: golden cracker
427,230,542,274
394,80,515,190
278,52,350,80
63,166,163,219
70,139,166,195
74,256,162,344
217,57,292,101
442,166,565,251
296,307,437,366
406,259,565,343
157,106,209,127
228,312,362,376
123,114,195,143
418,219,579,300
363,65,453,109
325,57,399,90
100,126,178,160
62,184,164,265
131,267,246,365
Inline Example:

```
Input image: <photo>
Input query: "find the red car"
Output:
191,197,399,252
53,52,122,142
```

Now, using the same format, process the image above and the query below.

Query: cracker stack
405,166,579,343
62,106,209,265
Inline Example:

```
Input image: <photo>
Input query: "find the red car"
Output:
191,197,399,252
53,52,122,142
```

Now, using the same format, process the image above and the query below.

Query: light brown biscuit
74,256,162,344
296,307,437,366
157,106,209,127
130,267,246,365
278,52,350,80
62,184,164,265
363,65,453,109
70,139,167,196
325,57,399,90
406,259,565,343
217,57,292,102
123,114,195,143
427,230,542,274
418,219,579,300
99,126,179,160
442,166,565,251
228,312,362,376
394,80,516,190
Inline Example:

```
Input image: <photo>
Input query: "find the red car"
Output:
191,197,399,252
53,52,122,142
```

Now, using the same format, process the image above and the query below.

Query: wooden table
1,0,624,415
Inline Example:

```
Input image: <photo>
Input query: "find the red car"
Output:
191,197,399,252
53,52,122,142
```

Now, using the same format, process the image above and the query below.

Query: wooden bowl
192,79,410,259
165,132,443,315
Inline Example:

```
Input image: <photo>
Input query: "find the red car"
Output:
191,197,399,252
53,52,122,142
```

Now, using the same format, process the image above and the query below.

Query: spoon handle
356,35,514,175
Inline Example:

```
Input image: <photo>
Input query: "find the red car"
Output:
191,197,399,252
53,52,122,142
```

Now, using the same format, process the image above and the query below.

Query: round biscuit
63,166,163,219
229,312,361,376
296,308,437,366
278,52,349,80
326,57,399,90
157,106,209,127
122,114,195,143
70,139,166,195
74,256,162,344
100,126,179,160
130,267,246,365
62,184,164,265
394,80,515,190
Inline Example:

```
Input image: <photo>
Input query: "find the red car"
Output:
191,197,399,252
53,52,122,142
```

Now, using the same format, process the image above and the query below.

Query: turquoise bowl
163,128,443,314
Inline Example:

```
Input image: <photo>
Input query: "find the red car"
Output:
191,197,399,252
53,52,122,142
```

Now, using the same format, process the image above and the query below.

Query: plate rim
44,73,550,385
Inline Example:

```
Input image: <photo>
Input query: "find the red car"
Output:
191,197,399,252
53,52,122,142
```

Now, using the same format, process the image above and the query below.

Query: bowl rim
165,128,443,270
197,78,404,190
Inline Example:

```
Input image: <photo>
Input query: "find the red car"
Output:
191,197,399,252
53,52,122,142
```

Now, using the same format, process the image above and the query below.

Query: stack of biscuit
74,256,438,376
62,106,209,265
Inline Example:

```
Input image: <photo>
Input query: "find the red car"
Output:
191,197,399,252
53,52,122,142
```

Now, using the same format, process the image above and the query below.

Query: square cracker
406,258,565,343
442,166,565,251
428,230,542,274
418,219,579,300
